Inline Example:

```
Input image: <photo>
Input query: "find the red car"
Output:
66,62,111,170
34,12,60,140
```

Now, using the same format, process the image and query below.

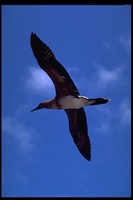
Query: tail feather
89,97,110,105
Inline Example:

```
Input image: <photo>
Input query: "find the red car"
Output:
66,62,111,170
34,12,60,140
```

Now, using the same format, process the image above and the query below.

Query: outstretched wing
65,108,91,161
30,32,79,97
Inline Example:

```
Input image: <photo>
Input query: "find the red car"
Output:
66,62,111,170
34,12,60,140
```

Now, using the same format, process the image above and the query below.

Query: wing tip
31,32,37,38
30,32,38,44
81,149,91,161
85,155,91,161
76,139,91,161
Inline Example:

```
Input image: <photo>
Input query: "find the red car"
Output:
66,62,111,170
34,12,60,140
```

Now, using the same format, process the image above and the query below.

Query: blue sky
2,5,131,197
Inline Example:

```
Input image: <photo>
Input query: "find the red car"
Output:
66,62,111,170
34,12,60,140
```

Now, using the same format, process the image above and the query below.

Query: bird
30,32,110,161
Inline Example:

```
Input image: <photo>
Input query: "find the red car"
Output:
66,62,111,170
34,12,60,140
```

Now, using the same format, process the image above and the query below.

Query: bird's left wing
65,108,91,161
30,32,79,97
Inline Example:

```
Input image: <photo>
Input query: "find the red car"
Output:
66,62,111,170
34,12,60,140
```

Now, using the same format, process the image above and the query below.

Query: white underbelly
58,95,90,109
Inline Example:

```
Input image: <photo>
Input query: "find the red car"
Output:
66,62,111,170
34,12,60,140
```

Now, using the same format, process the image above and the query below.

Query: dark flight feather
30,33,79,97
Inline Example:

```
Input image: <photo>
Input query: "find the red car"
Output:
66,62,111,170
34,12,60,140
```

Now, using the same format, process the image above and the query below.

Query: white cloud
25,66,54,93
94,98,130,136
93,106,112,136
117,99,131,126
2,116,36,154
83,64,124,95
119,32,131,53
67,66,79,73
96,122,111,136
97,65,124,87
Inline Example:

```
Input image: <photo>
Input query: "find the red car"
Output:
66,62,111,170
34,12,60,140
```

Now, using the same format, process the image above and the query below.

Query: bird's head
31,103,44,112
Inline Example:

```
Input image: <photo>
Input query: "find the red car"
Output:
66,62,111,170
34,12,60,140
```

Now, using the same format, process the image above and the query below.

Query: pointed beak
31,106,39,112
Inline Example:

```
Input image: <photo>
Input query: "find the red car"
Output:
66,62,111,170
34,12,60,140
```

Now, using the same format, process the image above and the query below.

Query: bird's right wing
30,33,79,97
65,108,91,161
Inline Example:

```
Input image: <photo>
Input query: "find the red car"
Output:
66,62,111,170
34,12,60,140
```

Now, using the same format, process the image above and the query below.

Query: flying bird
30,32,110,161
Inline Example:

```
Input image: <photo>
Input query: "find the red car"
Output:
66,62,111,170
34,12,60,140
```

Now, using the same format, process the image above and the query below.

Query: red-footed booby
30,32,110,161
